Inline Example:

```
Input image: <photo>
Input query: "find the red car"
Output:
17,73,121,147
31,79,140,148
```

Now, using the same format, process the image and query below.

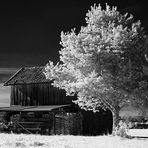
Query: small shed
1,66,112,135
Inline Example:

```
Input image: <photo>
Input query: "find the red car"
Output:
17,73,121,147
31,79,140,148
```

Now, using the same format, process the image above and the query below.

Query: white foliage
44,3,148,114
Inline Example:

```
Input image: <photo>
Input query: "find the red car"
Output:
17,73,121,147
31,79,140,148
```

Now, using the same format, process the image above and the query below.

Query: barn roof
4,66,51,86
4,65,148,86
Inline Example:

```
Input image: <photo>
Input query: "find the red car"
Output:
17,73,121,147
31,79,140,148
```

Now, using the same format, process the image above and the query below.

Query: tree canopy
44,4,148,128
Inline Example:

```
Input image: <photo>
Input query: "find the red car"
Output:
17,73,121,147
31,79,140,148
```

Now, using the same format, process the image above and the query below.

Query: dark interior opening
81,109,113,136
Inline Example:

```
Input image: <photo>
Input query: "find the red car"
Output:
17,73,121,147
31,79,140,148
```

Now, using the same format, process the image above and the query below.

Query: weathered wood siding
10,83,75,106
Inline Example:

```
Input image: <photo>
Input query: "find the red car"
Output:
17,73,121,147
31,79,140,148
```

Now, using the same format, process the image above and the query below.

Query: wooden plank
18,122,43,124
17,85,21,105
24,85,27,106
14,85,18,105
26,128,41,130
10,86,14,105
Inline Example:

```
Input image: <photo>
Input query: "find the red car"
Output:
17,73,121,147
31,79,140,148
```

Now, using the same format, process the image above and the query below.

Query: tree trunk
112,108,120,135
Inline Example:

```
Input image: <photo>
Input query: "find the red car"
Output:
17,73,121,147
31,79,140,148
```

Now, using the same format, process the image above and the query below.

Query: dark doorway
81,109,112,136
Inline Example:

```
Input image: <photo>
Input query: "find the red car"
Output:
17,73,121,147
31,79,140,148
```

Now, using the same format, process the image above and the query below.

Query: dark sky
0,0,148,69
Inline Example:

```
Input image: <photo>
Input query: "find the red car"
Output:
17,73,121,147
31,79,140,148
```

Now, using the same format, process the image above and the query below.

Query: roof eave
3,67,24,86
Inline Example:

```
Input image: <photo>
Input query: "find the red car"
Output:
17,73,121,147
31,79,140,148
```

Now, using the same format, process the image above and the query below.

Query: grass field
0,133,148,148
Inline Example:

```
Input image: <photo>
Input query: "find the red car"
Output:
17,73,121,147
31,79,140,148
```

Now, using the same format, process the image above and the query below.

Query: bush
114,120,131,138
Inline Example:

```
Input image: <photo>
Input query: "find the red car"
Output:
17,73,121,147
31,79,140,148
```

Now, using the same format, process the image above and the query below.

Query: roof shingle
4,66,51,86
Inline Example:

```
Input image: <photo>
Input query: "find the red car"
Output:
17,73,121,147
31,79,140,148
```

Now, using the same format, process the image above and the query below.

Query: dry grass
0,133,148,148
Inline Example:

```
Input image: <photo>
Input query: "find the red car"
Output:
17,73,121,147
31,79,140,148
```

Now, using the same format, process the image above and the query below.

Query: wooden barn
0,66,113,135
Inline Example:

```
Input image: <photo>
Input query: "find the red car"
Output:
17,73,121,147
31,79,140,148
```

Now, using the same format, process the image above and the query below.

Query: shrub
113,120,131,138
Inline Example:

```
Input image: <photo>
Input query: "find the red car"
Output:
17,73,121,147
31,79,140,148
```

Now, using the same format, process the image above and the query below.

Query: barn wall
10,83,75,106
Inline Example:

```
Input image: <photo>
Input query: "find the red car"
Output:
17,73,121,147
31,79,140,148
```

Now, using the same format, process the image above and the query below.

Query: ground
128,129,148,137
0,133,148,148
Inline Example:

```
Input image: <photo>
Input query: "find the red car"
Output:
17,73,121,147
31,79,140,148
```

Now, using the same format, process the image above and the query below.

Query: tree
44,4,148,133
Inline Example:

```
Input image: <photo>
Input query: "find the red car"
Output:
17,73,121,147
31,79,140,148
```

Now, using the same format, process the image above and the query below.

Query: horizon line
0,67,19,74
